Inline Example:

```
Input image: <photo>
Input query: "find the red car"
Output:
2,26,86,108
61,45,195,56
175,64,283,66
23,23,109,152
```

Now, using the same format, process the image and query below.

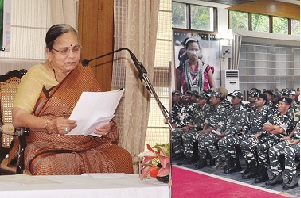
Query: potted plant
139,143,170,183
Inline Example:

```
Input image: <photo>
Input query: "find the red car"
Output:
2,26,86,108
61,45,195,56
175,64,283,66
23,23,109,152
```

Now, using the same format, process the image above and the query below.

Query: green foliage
252,14,269,32
190,5,210,30
291,19,300,36
273,17,288,34
174,3,299,36
172,2,214,31
172,2,186,28
229,10,248,30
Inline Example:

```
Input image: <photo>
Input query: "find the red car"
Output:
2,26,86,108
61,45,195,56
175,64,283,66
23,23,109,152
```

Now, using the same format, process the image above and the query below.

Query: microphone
81,48,147,80
82,47,171,129
82,48,124,67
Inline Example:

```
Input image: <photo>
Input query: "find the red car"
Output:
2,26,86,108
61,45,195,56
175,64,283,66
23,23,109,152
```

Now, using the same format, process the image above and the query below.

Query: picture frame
172,30,221,93
0,0,3,50
0,0,11,52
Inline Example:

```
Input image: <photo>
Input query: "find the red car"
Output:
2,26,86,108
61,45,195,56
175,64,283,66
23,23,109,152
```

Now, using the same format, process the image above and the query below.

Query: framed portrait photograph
172,30,221,94
0,0,3,49
0,0,11,51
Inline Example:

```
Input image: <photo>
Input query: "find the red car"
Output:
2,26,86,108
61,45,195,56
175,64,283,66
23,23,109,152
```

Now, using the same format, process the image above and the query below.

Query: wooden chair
0,69,27,174
0,69,122,175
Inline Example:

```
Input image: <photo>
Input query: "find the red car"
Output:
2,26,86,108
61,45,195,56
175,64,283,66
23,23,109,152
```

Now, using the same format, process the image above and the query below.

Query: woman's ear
45,48,52,62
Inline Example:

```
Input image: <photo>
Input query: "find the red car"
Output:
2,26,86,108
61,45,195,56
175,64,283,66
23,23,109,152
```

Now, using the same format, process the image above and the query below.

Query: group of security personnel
171,87,300,190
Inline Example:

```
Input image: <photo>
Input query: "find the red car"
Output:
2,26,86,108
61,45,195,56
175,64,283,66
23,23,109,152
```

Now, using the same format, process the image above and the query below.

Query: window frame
228,10,299,36
172,1,218,33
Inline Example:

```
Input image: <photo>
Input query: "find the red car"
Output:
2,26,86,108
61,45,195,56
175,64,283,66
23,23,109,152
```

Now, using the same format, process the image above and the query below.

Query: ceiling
197,0,300,6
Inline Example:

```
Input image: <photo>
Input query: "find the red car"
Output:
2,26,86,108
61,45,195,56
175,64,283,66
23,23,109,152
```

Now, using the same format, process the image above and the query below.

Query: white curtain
231,33,242,70
0,0,78,74
112,0,160,173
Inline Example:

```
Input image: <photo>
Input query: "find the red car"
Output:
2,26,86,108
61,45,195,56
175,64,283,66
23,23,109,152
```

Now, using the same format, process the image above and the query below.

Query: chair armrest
1,124,29,174
2,124,29,136
2,124,14,135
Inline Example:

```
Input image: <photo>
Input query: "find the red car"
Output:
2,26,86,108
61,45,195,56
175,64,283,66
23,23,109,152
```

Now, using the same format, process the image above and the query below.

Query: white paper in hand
67,89,124,136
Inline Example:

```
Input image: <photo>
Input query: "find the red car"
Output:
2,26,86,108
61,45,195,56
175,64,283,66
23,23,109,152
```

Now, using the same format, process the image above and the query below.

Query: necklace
183,59,204,93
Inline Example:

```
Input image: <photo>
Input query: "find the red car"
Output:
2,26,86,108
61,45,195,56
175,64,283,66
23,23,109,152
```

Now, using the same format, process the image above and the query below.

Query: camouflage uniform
244,102,256,114
218,104,249,159
197,104,227,161
193,103,211,131
171,101,183,127
220,99,231,110
268,121,300,185
182,103,210,159
171,102,194,155
240,105,271,169
288,101,300,122
256,110,294,169
266,100,275,110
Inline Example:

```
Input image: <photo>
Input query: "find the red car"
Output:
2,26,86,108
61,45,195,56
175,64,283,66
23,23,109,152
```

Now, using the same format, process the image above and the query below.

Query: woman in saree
10,24,133,175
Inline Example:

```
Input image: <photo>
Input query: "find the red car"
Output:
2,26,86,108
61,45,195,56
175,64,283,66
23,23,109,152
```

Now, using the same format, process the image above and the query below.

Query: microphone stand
83,48,173,185
82,48,172,129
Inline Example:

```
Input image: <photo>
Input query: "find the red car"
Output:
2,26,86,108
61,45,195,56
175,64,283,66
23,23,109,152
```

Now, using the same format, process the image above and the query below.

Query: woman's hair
184,37,201,49
45,24,78,50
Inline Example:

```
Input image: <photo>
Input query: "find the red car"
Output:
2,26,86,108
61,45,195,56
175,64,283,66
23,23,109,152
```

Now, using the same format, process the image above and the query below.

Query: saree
12,64,133,175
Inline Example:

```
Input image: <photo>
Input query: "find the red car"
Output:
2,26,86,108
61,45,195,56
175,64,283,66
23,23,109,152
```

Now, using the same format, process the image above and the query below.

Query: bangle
44,119,50,129
44,119,52,134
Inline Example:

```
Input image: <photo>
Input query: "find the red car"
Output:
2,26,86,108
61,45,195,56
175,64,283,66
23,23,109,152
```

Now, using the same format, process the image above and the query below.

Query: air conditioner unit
224,70,240,95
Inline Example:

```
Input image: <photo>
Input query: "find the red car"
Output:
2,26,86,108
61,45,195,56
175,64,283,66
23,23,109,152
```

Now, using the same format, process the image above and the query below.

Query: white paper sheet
67,89,124,136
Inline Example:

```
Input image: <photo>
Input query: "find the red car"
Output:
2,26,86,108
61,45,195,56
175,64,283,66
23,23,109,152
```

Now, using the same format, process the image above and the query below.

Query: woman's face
186,42,200,61
47,31,81,73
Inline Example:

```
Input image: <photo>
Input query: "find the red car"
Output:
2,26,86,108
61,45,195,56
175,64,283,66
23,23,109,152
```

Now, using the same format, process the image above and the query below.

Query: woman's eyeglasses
52,45,81,56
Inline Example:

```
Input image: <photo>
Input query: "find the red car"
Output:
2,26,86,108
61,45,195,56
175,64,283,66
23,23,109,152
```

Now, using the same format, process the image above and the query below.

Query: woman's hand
94,122,112,136
47,117,77,135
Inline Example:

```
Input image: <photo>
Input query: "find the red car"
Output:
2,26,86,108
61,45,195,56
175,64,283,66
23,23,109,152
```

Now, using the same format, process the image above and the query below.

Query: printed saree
10,65,133,175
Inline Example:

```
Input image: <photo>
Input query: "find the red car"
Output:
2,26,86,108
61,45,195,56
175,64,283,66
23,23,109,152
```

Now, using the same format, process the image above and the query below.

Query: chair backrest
1,70,27,148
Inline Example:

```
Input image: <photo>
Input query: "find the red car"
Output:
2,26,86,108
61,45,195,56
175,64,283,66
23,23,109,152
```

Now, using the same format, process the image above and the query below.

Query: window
229,10,299,36
190,5,215,31
172,1,216,32
291,19,300,36
229,10,248,30
273,17,288,34
252,13,269,33
172,2,187,29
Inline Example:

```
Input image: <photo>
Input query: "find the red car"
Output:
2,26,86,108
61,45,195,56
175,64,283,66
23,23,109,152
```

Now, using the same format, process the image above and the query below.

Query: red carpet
172,166,289,198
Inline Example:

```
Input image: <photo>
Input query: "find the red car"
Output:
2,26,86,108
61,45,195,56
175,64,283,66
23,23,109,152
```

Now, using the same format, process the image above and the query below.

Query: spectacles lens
72,45,81,53
60,47,69,55
53,45,81,55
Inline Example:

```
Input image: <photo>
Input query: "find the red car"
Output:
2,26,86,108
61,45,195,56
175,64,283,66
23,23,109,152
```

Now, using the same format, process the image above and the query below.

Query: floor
172,157,300,198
